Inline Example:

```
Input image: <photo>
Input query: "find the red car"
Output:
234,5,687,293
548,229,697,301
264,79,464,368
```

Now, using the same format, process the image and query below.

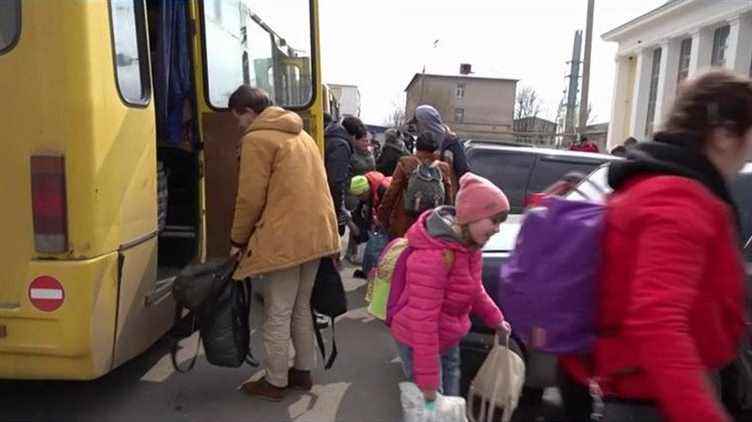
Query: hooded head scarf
414,105,448,148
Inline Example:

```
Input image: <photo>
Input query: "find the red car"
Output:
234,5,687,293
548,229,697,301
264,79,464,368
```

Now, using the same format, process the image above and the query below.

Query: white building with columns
603,0,752,150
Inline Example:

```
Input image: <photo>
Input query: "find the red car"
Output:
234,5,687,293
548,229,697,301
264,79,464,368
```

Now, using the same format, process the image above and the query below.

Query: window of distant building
677,38,692,84
645,47,662,137
456,83,465,100
454,108,465,124
711,25,730,67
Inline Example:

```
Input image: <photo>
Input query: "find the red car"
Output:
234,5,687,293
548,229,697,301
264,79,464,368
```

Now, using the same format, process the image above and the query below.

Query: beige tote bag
467,332,525,422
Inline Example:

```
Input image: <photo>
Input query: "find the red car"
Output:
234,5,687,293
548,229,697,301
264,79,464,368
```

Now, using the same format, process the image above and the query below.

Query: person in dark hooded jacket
560,70,752,422
376,128,408,176
413,105,470,187
325,121,354,235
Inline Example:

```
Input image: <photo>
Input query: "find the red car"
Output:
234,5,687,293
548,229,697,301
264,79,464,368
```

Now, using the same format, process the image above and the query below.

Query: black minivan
464,141,620,214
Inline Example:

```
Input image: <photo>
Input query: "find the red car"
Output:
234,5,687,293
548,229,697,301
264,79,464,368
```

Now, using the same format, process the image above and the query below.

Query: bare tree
384,104,406,128
577,103,597,128
586,104,597,125
514,86,543,132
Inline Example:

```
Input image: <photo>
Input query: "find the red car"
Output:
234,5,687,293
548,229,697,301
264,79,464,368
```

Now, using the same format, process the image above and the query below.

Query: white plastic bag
399,382,468,422
467,333,525,422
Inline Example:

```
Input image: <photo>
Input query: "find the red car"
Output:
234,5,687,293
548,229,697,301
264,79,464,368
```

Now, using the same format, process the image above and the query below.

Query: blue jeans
396,341,461,396
362,230,388,276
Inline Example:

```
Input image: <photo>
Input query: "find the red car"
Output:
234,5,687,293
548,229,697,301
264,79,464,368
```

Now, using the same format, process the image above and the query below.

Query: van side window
0,0,21,54
467,150,535,214
109,0,150,106
566,166,611,202
730,172,752,260
527,158,603,194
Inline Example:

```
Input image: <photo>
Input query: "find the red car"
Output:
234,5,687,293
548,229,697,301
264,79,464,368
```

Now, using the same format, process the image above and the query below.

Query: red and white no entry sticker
29,276,65,312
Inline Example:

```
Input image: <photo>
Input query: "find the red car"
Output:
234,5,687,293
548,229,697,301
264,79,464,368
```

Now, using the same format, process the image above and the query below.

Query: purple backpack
499,196,605,354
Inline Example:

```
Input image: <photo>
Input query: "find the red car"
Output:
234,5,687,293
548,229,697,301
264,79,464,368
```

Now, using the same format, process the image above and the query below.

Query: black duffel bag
199,275,256,368
170,259,257,372
173,259,236,312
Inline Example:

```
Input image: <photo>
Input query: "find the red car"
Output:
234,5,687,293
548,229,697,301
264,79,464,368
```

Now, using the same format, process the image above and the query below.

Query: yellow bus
0,0,323,380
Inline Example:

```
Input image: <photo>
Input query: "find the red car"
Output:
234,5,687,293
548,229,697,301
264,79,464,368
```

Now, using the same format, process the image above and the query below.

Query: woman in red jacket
561,70,752,422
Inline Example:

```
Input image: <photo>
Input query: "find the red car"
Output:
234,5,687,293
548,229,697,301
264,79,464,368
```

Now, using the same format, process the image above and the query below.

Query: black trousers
559,370,662,422
601,402,662,422
559,368,592,422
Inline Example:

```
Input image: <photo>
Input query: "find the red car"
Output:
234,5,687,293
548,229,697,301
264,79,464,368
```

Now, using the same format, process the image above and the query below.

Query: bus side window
0,0,21,54
109,0,151,106
201,1,314,109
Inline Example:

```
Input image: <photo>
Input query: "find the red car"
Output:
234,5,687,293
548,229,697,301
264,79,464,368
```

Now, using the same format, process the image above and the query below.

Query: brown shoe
287,368,313,391
241,378,286,402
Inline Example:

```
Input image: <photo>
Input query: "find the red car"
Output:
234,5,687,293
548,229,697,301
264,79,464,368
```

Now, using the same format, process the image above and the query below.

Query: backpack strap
403,155,422,173
240,279,259,367
324,317,338,369
170,304,201,374
442,249,455,271
312,312,338,370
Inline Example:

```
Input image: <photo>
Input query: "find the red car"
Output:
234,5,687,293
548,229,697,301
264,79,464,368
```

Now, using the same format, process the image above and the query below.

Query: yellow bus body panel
0,254,119,380
0,1,161,379
0,0,321,379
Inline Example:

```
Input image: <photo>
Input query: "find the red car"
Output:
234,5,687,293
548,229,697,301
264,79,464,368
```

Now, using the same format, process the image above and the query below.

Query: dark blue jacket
325,124,353,233
440,134,471,180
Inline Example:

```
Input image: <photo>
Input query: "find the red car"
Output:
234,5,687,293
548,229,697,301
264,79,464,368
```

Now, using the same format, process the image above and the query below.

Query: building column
726,13,752,75
653,39,681,128
630,49,653,140
607,55,634,150
654,39,680,129
688,27,713,77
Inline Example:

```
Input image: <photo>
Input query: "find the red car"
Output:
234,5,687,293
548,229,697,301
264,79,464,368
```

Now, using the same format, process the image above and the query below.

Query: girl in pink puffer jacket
390,172,511,401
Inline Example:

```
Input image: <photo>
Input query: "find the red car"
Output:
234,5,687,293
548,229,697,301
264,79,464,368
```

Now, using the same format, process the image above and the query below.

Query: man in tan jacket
227,86,340,401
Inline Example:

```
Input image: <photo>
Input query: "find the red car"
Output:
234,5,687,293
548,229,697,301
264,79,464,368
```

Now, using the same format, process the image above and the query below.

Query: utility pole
579,0,595,132
565,30,583,135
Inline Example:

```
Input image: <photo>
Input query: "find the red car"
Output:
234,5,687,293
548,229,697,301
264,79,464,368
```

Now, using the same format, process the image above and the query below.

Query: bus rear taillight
31,155,68,253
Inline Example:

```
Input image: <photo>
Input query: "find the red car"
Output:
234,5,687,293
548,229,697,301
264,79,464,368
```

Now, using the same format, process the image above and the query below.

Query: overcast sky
319,0,666,125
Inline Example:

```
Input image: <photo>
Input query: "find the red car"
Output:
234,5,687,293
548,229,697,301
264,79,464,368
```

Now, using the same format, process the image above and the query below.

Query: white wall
606,56,636,148
331,85,361,117
605,0,752,150
611,0,752,58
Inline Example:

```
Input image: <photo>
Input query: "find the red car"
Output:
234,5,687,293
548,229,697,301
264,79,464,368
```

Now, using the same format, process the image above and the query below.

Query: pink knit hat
455,173,510,225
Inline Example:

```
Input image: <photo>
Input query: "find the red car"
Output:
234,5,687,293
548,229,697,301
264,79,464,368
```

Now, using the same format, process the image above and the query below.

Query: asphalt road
0,266,404,422
3,263,747,422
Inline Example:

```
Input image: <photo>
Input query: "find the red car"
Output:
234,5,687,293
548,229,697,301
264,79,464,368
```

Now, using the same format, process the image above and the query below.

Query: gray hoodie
425,206,464,244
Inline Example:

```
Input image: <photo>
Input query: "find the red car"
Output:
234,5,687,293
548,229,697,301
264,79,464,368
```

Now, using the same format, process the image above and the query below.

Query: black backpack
170,259,258,372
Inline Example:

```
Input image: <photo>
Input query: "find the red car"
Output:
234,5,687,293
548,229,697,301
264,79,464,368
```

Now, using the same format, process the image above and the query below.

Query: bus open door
195,0,324,259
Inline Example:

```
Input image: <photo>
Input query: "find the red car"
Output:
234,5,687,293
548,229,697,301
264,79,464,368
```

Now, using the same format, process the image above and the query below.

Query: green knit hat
349,175,369,196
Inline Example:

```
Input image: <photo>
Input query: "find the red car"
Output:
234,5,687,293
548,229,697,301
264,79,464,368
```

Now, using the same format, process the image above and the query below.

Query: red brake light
31,155,68,253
